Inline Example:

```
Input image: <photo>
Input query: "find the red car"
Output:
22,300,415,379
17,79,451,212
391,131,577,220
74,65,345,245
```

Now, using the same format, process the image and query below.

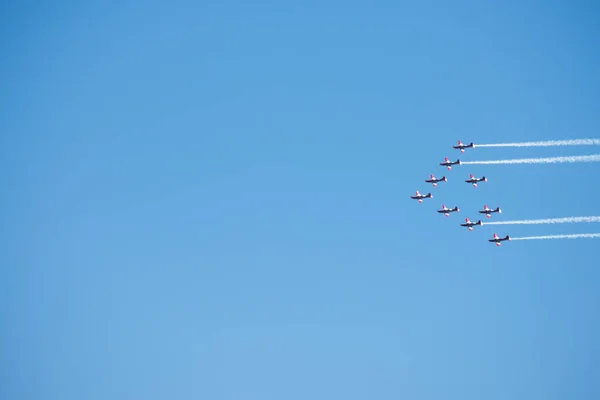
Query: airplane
465,174,487,187
440,157,461,170
453,140,475,153
437,204,459,217
460,217,483,231
410,190,432,203
425,174,447,187
489,233,511,246
479,204,502,218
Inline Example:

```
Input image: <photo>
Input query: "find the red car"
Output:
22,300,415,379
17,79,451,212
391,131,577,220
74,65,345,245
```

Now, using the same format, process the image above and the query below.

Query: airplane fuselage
453,142,474,152
479,207,501,218
489,235,510,246
461,220,482,231
411,192,432,203
438,207,459,217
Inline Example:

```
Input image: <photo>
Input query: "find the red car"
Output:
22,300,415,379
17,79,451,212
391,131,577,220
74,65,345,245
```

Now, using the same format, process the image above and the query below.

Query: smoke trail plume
477,139,600,148
511,233,600,241
461,154,600,165
485,216,600,225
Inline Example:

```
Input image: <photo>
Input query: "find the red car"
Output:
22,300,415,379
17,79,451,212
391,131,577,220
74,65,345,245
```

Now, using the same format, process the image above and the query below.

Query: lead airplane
479,204,502,218
453,140,475,153
460,217,483,231
410,190,432,203
425,174,447,187
437,204,459,217
465,174,487,187
440,157,461,170
489,233,510,246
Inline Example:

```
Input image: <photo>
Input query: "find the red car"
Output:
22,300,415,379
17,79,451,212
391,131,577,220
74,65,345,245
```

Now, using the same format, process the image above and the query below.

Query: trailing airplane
437,204,459,217
410,190,432,203
479,204,502,218
465,174,487,187
460,217,483,231
489,233,510,246
453,140,475,153
425,174,447,187
440,157,461,170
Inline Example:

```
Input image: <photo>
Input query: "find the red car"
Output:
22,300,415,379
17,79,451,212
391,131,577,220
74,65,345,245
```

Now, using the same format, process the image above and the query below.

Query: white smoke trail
485,216,600,225
511,233,600,241
461,154,600,165
477,139,600,148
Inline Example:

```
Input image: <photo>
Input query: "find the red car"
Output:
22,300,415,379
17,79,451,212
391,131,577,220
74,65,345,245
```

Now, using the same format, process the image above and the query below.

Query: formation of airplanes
410,140,510,246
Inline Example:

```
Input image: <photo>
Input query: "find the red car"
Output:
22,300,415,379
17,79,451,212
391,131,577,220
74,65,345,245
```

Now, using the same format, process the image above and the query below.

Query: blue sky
2,1,600,399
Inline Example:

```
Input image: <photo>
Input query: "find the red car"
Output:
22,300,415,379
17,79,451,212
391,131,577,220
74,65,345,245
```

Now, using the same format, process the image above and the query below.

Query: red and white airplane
465,174,487,187
437,204,459,217
479,204,502,218
453,140,475,153
425,174,447,187
440,157,461,170
460,217,483,231
489,233,510,246
410,190,432,203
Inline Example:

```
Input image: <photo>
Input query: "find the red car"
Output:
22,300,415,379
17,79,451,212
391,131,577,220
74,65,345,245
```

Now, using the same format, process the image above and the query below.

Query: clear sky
2,1,600,399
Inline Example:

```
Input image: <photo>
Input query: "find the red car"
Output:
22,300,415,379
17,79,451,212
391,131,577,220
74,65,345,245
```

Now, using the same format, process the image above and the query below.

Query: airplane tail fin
497,207,502,213
454,206,459,212
427,193,432,198
506,235,511,241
